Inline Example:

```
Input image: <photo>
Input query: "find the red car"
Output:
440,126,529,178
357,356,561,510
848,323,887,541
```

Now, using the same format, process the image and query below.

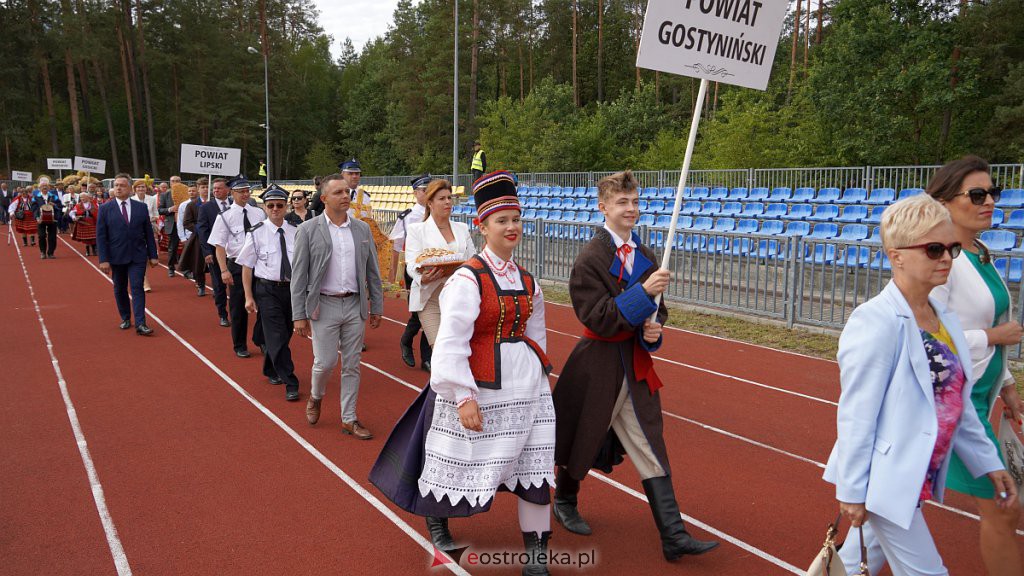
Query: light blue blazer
823,281,1003,530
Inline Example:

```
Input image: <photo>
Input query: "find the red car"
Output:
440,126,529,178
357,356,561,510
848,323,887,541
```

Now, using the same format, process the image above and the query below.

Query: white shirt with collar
388,202,426,251
209,202,266,259
115,199,137,223
177,199,192,241
321,216,359,295
603,225,636,276
135,193,158,222
236,220,297,282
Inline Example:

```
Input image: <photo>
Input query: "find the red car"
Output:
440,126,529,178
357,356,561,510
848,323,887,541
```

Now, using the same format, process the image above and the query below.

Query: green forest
2,0,1022,181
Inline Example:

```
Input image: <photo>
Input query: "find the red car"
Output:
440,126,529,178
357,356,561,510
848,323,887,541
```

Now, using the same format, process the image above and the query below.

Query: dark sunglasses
897,241,962,260
956,186,1002,205
291,196,305,201
264,202,287,209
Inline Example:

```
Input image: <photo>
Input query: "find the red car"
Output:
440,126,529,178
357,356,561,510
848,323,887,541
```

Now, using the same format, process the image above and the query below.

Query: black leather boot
553,467,592,535
426,516,455,551
641,476,719,561
521,531,552,576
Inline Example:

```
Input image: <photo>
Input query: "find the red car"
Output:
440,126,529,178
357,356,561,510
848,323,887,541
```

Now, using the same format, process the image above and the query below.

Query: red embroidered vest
461,255,552,389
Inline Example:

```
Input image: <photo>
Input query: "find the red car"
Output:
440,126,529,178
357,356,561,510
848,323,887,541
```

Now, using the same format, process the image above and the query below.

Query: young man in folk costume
70,190,100,256
371,171,556,576
552,170,719,561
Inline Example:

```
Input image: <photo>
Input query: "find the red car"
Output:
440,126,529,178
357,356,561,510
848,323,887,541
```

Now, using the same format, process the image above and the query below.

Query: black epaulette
397,208,412,220
249,222,264,231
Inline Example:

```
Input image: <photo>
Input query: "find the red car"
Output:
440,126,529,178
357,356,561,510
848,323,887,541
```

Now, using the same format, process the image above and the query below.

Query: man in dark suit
96,173,159,336
194,177,232,327
158,175,182,276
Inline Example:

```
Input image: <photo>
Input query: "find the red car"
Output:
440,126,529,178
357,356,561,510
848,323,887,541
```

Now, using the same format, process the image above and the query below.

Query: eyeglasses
264,202,286,210
896,242,962,260
956,186,1002,205
291,197,304,201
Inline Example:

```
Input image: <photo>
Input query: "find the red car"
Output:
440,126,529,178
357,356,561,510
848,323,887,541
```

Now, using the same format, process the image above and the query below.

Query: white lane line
544,299,836,364
15,241,132,575
59,238,471,576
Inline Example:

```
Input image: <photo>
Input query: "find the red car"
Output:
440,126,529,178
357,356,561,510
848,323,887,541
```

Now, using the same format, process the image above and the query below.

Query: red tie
616,244,632,283
121,201,129,223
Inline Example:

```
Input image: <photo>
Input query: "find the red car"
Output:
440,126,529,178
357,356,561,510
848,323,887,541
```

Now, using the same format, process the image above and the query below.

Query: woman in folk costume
9,187,37,247
339,158,393,281
552,170,718,561
70,189,99,256
371,171,556,576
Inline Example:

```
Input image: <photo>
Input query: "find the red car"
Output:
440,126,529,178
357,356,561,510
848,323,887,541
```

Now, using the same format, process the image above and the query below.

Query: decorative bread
415,247,465,270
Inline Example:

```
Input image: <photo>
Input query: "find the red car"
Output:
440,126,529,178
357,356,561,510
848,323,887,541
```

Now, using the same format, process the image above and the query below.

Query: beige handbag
997,413,1024,505
806,514,869,576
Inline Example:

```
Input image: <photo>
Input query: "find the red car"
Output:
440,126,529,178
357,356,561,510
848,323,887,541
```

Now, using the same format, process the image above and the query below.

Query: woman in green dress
930,156,1024,575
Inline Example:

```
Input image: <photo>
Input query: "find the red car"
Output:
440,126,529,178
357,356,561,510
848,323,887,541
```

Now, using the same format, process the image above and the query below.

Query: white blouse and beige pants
404,217,474,345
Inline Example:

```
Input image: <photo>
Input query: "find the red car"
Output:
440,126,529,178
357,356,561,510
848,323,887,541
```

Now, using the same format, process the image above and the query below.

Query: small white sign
12,170,32,182
180,144,241,176
636,0,789,91
74,156,107,174
47,158,73,170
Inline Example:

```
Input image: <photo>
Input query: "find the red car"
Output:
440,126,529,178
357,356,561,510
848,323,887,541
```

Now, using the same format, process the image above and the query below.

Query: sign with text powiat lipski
180,144,241,176
636,0,789,91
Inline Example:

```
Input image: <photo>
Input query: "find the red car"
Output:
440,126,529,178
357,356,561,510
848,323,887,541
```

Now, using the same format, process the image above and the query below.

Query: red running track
1,229,1015,575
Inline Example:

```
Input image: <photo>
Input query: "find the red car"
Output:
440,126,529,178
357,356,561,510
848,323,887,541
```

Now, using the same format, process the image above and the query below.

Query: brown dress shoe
341,420,373,440
306,398,322,425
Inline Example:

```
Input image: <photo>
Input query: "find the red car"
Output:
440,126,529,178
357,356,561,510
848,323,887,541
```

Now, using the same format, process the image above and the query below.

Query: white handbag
997,413,1024,505
806,514,869,576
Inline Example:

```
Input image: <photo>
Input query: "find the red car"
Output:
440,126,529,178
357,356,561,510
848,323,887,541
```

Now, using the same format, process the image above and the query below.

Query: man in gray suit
158,176,182,276
291,173,383,439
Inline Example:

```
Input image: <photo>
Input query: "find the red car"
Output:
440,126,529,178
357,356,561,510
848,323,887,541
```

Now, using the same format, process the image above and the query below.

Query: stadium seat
740,202,765,217
736,219,759,234
1000,209,1024,230
1011,258,1024,283
587,198,599,210
691,217,714,231
865,226,881,244
994,257,1008,279
864,205,886,225
720,201,742,217
764,203,788,219
768,187,792,202
992,208,1005,228
865,188,896,205
692,187,710,199
791,187,815,202
522,209,537,220
704,234,731,254
712,218,736,232
638,214,655,227
747,187,770,201
980,229,1016,251
840,246,873,268
997,189,1024,209
677,216,694,229
538,198,552,209
681,201,702,215
701,201,723,215
759,220,784,235
561,210,577,222
729,237,756,256
805,244,838,265
658,187,675,199
784,204,814,220
812,187,841,203
836,188,868,204
535,209,550,220
637,199,649,212
548,209,563,221
835,205,868,223
782,221,811,236
898,188,924,200
648,200,667,213
728,187,748,200
807,204,840,222
838,224,869,241
708,187,729,200
654,215,672,228
869,252,892,271
755,239,782,259
807,223,839,240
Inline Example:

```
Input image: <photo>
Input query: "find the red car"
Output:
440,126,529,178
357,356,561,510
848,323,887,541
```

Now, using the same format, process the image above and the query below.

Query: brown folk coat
552,227,670,481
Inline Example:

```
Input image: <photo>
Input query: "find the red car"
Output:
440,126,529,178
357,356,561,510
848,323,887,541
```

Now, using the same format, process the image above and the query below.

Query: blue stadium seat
807,223,839,239
729,237,756,256
1000,209,1024,230
587,198,599,210
728,187,749,200
641,187,658,199
747,187,770,201
805,244,838,265
537,187,550,196
538,198,552,209
865,226,881,244
535,209,550,220
807,205,839,222
835,205,868,223
759,220,784,235
691,217,714,231
523,197,538,208
692,187,710,199
561,210,577,222
548,210,563,222
659,187,675,199
836,188,868,204
838,224,869,242
701,201,723,215
769,187,793,202
994,257,1008,279
574,212,590,222
997,189,1024,209
681,201,702,215
648,200,667,213
992,208,1005,228
898,188,924,200
784,204,813,220
638,214,655,227
869,252,892,271
549,186,562,196
638,200,649,212
864,205,886,225
679,232,706,252
654,215,672,228
678,216,694,229
590,213,605,224
704,235,731,254
755,239,781,259
980,229,1016,251
1011,258,1024,283
712,218,736,232
866,188,896,205
740,202,765,217
572,197,588,210
764,203,788,219
708,187,729,200
720,202,742,216
840,246,873,268
782,221,811,236
791,187,815,202
812,187,841,203
523,209,537,220
736,219,759,234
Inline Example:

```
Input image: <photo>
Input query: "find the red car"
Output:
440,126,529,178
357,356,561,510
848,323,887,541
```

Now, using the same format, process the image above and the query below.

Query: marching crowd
5,156,1024,576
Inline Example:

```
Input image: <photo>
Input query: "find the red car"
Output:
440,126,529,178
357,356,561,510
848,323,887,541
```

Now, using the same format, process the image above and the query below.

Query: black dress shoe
167,268,175,277
235,349,251,358
285,390,300,401
135,324,154,336
400,342,415,367
268,376,284,385
219,317,230,327
426,517,456,551
197,286,206,297
119,319,132,330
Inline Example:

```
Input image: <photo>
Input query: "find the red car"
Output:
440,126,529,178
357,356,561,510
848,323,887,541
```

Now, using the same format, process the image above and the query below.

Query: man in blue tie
96,173,159,336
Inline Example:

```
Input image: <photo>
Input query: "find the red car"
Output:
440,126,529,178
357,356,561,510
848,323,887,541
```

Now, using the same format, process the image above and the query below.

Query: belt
255,277,290,287
320,292,356,298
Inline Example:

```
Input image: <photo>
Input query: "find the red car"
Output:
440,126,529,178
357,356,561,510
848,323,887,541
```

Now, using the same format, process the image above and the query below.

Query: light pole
248,45,270,185
452,1,459,193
